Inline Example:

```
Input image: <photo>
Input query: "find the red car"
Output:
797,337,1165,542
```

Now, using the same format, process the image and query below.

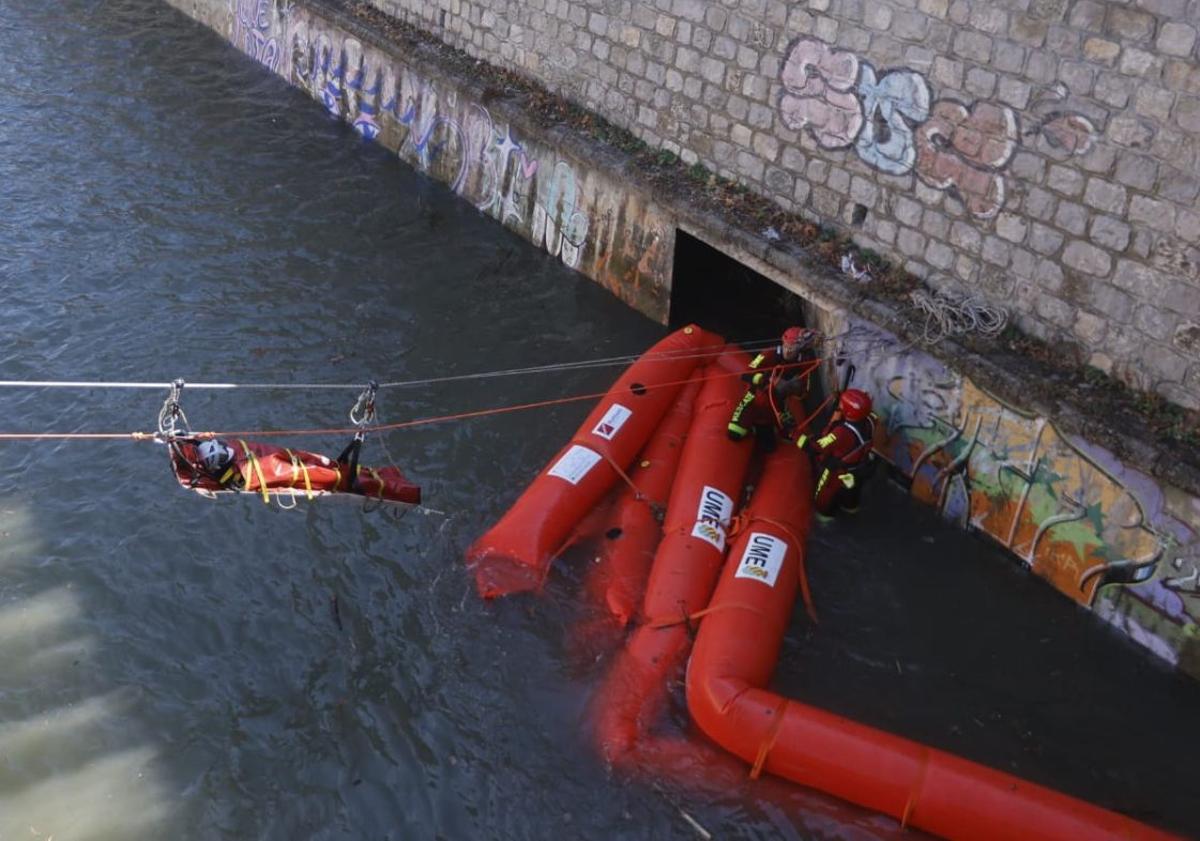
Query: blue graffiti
854,63,930,175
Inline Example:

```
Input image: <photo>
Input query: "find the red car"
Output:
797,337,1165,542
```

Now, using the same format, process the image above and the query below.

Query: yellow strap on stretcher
357,466,386,499
238,439,270,504
283,448,314,500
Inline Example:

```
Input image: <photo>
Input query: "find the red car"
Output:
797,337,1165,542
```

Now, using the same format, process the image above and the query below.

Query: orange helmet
838,388,872,422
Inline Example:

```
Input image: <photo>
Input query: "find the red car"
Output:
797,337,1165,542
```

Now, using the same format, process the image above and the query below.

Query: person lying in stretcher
169,436,420,505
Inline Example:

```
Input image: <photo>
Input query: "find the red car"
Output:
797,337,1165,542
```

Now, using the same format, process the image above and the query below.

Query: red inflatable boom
686,445,1181,841
467,325,723,598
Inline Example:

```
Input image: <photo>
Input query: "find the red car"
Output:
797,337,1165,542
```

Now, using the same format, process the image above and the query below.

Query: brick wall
367,0,1200,408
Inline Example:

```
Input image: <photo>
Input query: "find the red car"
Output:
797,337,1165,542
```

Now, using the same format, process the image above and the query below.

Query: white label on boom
690,486,734,551
735,532,787,587
592,403,632,441
547,444,602,485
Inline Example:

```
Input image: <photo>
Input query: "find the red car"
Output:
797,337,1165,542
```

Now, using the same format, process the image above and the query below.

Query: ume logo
690,486,733,551
735,533,787,587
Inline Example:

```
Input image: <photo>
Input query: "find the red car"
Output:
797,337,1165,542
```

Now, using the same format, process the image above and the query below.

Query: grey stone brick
807,159,830,184
1113,153,1159,191
1089,215,1132,251
1024,186,1058,220
1036,258,1066,292
1025,50,1057,83
892,11,929,39
1112,260,1172,294
1089,283,1133,322
753,132,780,160
919,0,949,18
898,227,928,258
712,35,737,60
998,76,1032,108
736,149,765,180
954,30,993,61
1094,73,1132,108
1158,22,1198,58
983,235,1012,266
765,166,794,196
1177,210,1200,246
674,0,706,22
1082,38,1120,66
1135,88,1176,123
996,212,1030,244
1059,61,1095,95
925,240,956,270
1160,168,1200,204
970,6,1007,34
1074,310,1108,345
1119,48,1159,77
863,4,891,30
874,218,898,245
950,220,983,253
727,94,750,121
965,66,997,97
922,209,951,240
1009,151,1045,182
1107,116,1156,150
1064,240,1113,276
931,56,964,89
1047,165,1085,197
1105,8,1156,43
1069,1,1105,31
1030,222,1065,255
1141,345,1190,382
1177,97,1200,134
1129,195,1178,228
700,56,725,84
895,196,924,227
1083,179,1127,215
737,45,760,69
1012,246,1038,279
850,176,878,205
1134,305,1180,341
706,5,729,31
827,166,851,193
1055,201,1089,235
1036,293,1076,328
1164,280,1200,316
749,102,774,129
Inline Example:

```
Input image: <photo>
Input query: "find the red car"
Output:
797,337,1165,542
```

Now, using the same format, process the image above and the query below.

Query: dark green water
0,1,1195,839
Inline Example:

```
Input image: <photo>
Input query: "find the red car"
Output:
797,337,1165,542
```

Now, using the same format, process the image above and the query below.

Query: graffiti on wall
778,38,1094,220
268,8,672,314
230,0,281,72
835,317,1199,667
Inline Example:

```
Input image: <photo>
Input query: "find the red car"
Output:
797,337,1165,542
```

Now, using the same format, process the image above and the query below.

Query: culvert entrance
668,229,807,343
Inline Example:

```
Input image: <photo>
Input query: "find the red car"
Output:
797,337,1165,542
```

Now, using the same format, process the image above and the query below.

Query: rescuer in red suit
726,326,820,445
797,388,877,517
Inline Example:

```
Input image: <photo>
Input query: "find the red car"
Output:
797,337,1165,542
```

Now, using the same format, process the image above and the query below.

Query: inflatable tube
593,348,755,762
580,376,702,631
686,447,1181,841
169,437,420,504
467,325,723,599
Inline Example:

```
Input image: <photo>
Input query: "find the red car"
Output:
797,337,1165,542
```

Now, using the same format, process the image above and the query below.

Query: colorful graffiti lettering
778,39,863,149
835,315,1198,671
854,64,930,176
776,38,1094,221
231,0,280,72
914,100,1017,219
532,161,591,269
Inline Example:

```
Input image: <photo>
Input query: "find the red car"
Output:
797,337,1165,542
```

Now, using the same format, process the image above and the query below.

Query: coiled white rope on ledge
909,289,1009,345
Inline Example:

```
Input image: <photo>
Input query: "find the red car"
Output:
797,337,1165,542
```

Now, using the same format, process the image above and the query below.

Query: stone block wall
367,0,1200,410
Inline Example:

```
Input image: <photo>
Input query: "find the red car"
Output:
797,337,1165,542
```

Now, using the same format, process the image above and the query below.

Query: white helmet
197,439,233,473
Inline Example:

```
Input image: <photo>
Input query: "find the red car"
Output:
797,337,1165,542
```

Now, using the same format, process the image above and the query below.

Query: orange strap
750,697,790,779
647,600,765,630
729,514,818,623
593,446,665,517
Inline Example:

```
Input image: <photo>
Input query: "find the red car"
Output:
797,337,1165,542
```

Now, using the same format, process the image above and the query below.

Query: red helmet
838,388,872,421
781,326,815,347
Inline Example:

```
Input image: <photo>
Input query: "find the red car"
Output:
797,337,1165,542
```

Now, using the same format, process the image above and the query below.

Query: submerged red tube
466,325,723,599
685,444,1181,841
593,348,754,762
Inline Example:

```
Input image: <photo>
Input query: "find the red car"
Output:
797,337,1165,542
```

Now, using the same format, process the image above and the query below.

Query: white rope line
0,336,786,392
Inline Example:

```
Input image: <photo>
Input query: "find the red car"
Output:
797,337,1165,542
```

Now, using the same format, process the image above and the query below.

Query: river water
0,2,1196,839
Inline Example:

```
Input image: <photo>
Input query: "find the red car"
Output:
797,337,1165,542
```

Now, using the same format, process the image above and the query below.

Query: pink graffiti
915,100,1017,219
1039,113,1095,157
778,39,863,149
